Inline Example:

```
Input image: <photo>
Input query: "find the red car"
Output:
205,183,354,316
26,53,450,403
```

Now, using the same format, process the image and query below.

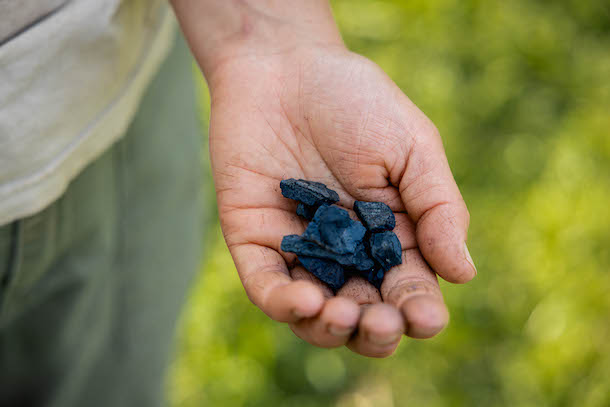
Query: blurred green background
169,0,610,406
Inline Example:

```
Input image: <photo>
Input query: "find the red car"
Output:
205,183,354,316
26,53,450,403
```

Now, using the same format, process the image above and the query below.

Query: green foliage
170,0,610,405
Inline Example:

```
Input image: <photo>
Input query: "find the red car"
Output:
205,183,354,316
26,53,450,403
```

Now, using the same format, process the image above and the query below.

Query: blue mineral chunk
352,243,376,271
369,231,402,271
303,206,366,254
296,203,321,220
298,256,345,290
281,235,373,269
353,201,396,232
318,207,366,254
302,219,321,241
281,235,329,258
280,179,340,206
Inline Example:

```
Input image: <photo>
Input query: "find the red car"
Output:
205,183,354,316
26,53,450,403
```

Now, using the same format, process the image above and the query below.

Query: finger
290,296,360,348
231,243,324,322
290,266,333,299
346,303,405,358
336,275,382,305
221,207,306,264
392,212,417,250
381,248,449,339
394,120,476,284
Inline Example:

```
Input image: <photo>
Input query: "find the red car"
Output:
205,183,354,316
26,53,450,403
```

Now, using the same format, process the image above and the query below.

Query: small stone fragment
281,235,374,270
296,203,320,220
352,243,376,271
369,231,402,271
280,179,340,206
281,234,327,258
303,205,366,255
353,201,396,232
298,256,345,290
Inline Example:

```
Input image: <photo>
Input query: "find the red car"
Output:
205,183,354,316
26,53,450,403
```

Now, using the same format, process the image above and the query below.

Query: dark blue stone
303,206,366,255
280,179,340,206
369,231,402,271
296,203,320,220
281,235,374,270
298,256,345,291
354,201,396,232
352,243,376,271
281,235,328,258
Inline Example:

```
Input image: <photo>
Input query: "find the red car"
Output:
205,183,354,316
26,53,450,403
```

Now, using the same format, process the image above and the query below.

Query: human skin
170,0,476,357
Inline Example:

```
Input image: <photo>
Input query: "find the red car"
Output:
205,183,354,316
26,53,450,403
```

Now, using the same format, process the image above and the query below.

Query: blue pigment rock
303,206,366,255
280,179,340,206
280,179,401,290
296,203,320,220
352,243,376,271
369,231,402,271
298,256,345,291
353,201,396,232
281,234,329,258
281,235,374,270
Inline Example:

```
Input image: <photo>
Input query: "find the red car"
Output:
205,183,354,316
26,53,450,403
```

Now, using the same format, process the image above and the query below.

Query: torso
0,0,176,225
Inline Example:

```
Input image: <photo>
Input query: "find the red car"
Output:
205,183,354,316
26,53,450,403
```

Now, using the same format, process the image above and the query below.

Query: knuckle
386,279,440,307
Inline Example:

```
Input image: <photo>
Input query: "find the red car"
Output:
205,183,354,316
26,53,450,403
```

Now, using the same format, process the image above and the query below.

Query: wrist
171,0,345,85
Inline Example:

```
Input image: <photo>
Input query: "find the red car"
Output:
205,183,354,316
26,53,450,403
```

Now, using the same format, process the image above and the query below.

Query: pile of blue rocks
280,179,402,291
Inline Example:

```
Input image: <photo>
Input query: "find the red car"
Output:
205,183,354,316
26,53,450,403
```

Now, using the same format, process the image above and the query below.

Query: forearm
169,0,344,82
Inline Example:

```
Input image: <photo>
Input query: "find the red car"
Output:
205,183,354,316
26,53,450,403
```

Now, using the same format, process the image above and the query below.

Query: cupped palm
207,45,474,357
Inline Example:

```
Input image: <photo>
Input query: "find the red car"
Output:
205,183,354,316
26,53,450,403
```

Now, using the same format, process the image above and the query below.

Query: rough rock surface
296,202,320,220
280,179,340,206
354,201,396,232
369,231,403,271
302,205,367,255
298,256,345,290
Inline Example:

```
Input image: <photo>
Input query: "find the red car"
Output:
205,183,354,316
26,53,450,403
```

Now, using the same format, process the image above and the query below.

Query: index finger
231,243,325,322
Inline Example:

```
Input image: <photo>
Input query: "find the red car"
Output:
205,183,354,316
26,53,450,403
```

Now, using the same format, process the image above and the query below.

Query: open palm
208,45,475,357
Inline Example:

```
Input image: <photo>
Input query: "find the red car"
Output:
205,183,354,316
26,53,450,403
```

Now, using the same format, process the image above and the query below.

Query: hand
172,0,476,357
204,44,474,357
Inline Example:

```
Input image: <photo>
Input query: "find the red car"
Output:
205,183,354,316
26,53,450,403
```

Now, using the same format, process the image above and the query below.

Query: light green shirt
0,0,176,225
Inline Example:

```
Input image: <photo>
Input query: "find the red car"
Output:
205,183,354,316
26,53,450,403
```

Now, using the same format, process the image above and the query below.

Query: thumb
397,119,476,284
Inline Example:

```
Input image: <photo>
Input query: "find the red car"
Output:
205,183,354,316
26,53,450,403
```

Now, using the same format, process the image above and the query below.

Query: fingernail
464,242,477,276
368,332,402,346
328,325,353,337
